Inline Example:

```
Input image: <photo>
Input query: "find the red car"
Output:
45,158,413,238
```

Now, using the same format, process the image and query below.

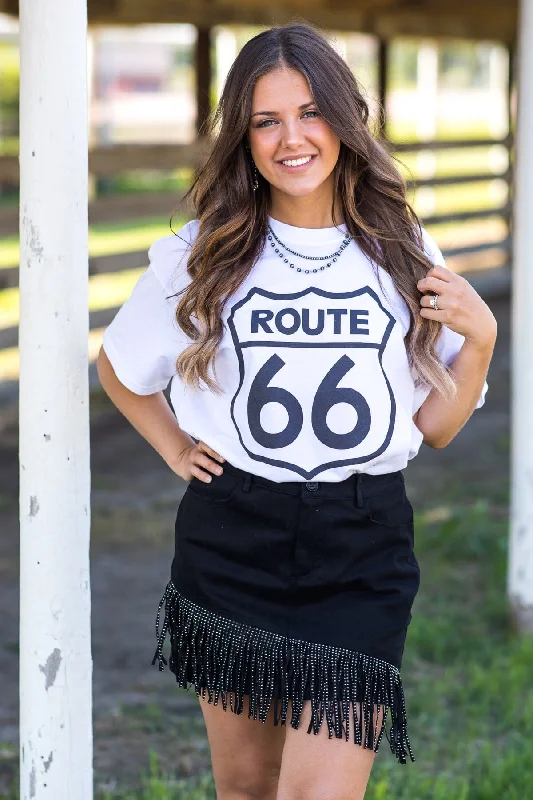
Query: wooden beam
0,189,187,236
2,0,18,14
393,135,513,152
377,38,389,136
195,26,212,135
87,141,208,176
0,1,517,42
0,248,154,291
422,205,511,225
0,141,210,184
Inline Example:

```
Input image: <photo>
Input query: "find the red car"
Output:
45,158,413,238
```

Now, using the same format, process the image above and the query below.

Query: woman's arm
414,264,497,449
414,338,494,448
96,346,224,482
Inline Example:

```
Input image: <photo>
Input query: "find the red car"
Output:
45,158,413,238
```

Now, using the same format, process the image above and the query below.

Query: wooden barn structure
0,1,530,799
0,0,520,39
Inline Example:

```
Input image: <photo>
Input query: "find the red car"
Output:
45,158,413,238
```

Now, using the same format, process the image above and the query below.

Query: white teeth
281,156,313,167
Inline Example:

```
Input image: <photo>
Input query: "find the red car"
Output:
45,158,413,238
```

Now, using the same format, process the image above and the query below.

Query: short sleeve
102,220,199,395
412,228,488,414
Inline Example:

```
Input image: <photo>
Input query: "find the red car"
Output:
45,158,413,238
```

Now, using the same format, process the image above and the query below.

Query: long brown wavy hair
173,22,456,400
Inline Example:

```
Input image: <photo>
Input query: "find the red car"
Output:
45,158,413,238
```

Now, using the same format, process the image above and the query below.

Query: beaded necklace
267,225,353,274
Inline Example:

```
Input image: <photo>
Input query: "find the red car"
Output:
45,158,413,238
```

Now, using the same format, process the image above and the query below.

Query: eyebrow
251,101,316,118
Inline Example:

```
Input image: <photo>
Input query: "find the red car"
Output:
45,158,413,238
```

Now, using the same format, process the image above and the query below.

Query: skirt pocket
365,481,414,528
187,469,240,505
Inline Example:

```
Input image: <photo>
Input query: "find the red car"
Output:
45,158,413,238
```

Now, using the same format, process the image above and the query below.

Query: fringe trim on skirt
151,581,415,765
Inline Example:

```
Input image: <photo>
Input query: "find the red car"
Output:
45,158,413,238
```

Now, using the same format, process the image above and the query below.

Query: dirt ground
0,293,510,795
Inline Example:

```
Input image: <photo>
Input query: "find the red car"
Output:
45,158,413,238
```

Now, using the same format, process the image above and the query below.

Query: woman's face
248,67,341,200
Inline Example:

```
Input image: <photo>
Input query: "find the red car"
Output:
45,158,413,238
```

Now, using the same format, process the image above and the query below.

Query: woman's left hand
417,265,497,349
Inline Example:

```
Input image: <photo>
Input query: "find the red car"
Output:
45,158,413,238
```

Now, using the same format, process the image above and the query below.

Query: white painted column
509,0,533,634
18,1,93,798
488,44,509,139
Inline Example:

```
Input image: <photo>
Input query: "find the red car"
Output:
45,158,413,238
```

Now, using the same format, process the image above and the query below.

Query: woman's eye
254,111,319,128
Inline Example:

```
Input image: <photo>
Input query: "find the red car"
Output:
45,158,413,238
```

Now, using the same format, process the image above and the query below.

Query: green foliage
388,39,498,91
440,42,495,90
389,39,419,89
0,42,19,138
98,752,215,800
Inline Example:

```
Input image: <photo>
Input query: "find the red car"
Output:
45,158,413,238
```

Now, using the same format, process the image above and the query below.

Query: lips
276,154,318,172
277,154,316,166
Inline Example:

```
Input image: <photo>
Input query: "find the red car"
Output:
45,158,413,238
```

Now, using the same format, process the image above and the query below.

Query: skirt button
305,482,319,491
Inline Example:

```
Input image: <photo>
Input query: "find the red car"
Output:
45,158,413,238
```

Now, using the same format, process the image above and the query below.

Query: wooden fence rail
0,190,187,235
0,141,208,184
0,135,514,355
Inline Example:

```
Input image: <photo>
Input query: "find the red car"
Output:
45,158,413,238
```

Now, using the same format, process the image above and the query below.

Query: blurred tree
0,41,19,150
389,39,419,88
440,41,492,88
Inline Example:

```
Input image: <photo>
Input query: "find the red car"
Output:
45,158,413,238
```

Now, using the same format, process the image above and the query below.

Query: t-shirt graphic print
227,285,397,479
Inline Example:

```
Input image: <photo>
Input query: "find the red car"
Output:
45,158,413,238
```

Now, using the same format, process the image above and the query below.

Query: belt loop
242,473,252,493
355,473,364,508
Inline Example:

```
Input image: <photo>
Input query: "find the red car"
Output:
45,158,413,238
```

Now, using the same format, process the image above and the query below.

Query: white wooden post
488,44,509,139
509,0,533,634
18,1,93,798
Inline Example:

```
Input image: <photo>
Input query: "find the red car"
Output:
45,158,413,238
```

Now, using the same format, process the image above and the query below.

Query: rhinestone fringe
151,581,415,765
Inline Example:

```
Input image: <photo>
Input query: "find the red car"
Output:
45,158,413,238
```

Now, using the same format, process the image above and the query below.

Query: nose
281,117,307,150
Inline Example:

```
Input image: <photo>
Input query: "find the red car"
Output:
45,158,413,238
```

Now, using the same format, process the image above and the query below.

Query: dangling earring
244,142,259,192
252,161,259,192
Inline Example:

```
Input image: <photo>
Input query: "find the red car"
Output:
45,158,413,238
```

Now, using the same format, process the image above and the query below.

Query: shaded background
0,7,528,799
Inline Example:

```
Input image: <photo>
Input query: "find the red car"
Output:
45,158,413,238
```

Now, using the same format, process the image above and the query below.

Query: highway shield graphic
226,286,397,479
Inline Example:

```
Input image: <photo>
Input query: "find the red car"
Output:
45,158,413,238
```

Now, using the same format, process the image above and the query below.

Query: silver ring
430,293,439,311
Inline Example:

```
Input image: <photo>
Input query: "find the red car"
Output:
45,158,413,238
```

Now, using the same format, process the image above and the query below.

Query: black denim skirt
152,462,420,764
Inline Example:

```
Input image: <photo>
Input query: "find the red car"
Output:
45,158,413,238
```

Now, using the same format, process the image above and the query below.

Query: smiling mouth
278,155,316,167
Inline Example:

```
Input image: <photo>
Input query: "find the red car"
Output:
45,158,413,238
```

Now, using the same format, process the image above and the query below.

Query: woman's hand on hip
175,440,226,483
417,265,497,350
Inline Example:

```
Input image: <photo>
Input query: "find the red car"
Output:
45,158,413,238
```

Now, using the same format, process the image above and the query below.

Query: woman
97,23,496,800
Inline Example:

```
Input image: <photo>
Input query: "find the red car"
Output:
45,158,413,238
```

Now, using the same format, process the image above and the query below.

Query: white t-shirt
103,216,487,482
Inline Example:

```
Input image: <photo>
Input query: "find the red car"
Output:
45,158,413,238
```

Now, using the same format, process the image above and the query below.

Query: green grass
90,495,533,800
99,754,216,800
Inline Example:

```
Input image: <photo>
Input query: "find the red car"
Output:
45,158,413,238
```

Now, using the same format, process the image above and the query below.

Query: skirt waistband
221,461,404,505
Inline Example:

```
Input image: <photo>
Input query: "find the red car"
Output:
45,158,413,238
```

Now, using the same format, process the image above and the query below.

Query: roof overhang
0,0,517,42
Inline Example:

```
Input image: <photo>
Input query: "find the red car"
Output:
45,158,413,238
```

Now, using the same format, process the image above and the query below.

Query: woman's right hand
96,348,226,484
174,440,226,483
